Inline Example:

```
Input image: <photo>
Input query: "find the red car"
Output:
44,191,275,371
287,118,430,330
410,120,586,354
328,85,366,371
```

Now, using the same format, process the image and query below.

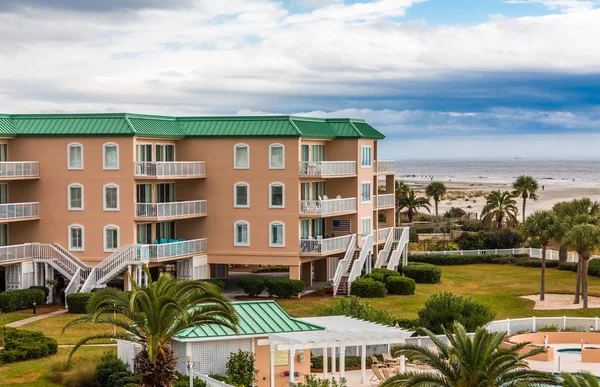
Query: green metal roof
174,300,324,340
0,113,385,139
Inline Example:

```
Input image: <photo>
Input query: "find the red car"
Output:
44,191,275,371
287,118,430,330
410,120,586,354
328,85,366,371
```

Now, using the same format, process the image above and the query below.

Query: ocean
395,159,600,182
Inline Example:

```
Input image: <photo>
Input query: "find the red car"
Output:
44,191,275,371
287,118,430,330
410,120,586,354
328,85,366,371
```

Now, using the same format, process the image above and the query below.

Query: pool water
557,348,582,354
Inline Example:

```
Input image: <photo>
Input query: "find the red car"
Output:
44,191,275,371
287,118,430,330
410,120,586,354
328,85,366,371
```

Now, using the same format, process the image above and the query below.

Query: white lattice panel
193,255,208,280
172,340,188,374
191,339,252,376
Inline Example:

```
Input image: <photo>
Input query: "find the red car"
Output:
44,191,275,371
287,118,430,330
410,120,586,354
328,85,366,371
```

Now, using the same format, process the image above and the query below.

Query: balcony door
311,145,324,162
136,144,152,162
155,183,175,203
155,144,175,162
137,223,152,244
0,144,7,162
156,221,175,242
312,181,326,201
136,184,151,203
0,184,7,204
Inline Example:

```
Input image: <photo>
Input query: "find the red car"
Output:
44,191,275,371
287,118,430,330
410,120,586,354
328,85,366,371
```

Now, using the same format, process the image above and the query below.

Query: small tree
481,191,518,228
425,181,447,219
522,211,558,301
563,224,600,308
226,350,258,387
397,190,431,223
512,175,539,223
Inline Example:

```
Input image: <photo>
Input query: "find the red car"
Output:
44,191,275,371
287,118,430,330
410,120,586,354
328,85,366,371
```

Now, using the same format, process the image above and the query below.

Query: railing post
596,317,599,331
563,316,567,330
507,318,511,335
532,316,536,332
529,247,533,257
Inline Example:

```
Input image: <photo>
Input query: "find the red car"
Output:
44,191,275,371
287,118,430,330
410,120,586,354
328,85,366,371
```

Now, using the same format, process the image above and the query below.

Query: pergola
257,316,413,387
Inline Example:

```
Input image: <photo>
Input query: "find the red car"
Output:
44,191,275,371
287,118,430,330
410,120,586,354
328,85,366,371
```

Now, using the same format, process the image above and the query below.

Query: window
103,143,119,170
156,221,175,241
67,142,83,170
234,144,249,169
68,183,84,210
269,182,285,208
361,146,372,168
68,224,84,251
104,225,119,252
361,217,372,235
269,222,285,247
361,181,372,203
137,223,152,244
103,184,119,211
156,183,174,203
269,144,285,169
136,143,152,162
0,144,7,162
301,219,310,239
156,144,175,162
311,145,325,161
234,182,249,208
234,221,249,246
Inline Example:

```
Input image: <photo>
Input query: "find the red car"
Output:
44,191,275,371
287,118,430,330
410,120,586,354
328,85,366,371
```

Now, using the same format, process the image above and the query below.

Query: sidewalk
5,309,67,328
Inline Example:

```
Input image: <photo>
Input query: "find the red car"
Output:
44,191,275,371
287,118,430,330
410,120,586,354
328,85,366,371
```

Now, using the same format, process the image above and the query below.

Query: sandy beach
398,177,600,219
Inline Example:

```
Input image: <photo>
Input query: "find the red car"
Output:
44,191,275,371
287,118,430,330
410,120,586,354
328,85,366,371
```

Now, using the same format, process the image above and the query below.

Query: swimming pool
557,348,582,354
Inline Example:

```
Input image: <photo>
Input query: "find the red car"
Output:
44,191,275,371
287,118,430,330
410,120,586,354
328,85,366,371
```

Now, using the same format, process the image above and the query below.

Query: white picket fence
486,316,600,334
410,247,586,263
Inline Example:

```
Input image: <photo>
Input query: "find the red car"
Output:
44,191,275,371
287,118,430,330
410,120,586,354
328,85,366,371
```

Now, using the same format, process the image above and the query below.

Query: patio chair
383,353,400,367
369,365,387,386
370,356,382,367
382,368,393,379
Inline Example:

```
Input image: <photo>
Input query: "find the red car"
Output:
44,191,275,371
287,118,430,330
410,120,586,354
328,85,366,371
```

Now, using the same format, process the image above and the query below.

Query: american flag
332,219,351,232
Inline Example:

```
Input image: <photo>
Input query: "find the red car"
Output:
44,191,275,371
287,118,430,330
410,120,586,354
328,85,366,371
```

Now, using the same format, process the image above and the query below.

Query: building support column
289,348,295,383
322,347,328,376
331,346,336,375
314,259,328,282
339,346,346,378
289,265,301,281
125,265,132,291
269,345,275,387
361,344,367,384
301,261,312,287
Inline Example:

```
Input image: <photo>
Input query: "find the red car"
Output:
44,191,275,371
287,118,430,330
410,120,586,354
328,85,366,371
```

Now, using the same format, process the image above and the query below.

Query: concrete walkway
5,309,67,327
58,343,117,348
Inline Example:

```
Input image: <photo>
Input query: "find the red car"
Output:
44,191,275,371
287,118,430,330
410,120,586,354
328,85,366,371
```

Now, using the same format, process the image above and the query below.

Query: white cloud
506,0,600,11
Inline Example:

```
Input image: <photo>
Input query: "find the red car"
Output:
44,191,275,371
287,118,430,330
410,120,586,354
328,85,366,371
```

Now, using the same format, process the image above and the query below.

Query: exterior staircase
331,234,357,296
80,245,143,292
386,227,410,271
333,233,374,296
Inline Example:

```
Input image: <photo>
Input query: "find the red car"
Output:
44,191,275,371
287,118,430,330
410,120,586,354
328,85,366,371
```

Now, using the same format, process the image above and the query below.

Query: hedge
557,262,577,271
371,268,401,281
196,279,225,291
237,278,265,297
0,288,46,313
402,263,441,284
349,278,385,298
409,254,529,266
362,272,385,283
516,259,560,268
311,355,376,370
29,286,50,302
0,327,58,364
265,279,304,298
255,265,289,273
66,292,93,314
385,276,415,295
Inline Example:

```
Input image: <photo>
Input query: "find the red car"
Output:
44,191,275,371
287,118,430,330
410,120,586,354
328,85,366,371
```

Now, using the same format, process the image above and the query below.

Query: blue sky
0,0,599,159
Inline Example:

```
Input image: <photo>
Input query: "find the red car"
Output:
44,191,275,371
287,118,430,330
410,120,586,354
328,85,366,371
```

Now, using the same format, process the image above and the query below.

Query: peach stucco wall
254,338,311,387
510,332,600,345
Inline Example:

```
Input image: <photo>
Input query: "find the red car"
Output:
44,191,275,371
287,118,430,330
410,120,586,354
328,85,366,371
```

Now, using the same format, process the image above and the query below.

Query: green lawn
0,346,115,387
0,313,34,326
277,264,600,319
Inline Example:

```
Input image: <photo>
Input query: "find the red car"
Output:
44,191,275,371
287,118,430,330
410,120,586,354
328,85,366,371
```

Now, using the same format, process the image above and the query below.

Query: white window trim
361,145,372,168
136,143,153,162
233,143,250,169
269,182,285,209
269,221,285,248
67,142,83,170
360,181,372,204
67,183,84,211
103,183,120,211
269,143,285,169
103,142,120,170
68,224,84,252
233,182,250,208
360,217,372,235
103,224,120,252
234,220,250,247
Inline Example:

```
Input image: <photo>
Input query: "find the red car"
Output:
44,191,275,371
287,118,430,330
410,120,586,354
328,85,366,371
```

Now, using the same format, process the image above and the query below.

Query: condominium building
0,113,408,297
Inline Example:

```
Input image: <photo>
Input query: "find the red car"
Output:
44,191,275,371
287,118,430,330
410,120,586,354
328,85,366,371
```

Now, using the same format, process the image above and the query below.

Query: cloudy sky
1,0,600,159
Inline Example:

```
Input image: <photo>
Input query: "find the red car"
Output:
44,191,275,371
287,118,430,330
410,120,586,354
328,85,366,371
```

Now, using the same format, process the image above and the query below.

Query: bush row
195,279,225,290
409,254,529,266
402,263,442,284
237,278,304,298
0,327,58,364
67,292,93,314
317,296,395,325
0,288,46,313
386,276,416,295
350,278,385,298
29,285,50,302
457,229,524,250
310,355,377,370
515,259,560,268
255,265,289,273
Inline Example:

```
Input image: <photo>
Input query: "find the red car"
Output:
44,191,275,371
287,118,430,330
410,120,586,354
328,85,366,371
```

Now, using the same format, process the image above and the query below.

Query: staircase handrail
64,268,81,307
32,243,79,277
387,227,410,270
94,245,145,286
332,234,357,297
80,268,97,293
52,243,91,270
348,233,373,294
374,229,394,268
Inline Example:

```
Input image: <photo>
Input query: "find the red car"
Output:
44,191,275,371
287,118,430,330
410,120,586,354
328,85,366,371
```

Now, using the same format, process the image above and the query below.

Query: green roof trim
174,300,324,340
0,113,385,139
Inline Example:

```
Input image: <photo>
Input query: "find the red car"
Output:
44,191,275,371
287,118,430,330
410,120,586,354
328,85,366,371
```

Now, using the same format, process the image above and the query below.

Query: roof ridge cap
287,117,303,135
123,115,138,135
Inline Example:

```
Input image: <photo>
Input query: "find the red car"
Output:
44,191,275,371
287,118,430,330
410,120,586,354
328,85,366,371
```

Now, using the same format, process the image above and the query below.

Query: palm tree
561,371,600,386
64,265,238,386
395,180,410,225
396,189,431,223
380,322,557,387
425,181,446,219
512,175,539,223
481,190,518,229
522,211,558,301
562,224,600,308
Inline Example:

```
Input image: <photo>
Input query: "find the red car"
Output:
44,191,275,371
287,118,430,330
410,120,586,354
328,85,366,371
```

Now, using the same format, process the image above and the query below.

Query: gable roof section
352,121,385,140
11,114,133,136
126,115,185,138
174,300,324,340
290,117,337,138
326,119,362,138
0,115,16,136
177,116,300,137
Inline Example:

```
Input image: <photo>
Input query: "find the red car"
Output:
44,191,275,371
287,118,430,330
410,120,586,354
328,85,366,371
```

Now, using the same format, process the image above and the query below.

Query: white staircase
386,227,410,271
374,229,394,268
331,234,357,297
332,233,374,296
347,233,374,295
80,245,142,292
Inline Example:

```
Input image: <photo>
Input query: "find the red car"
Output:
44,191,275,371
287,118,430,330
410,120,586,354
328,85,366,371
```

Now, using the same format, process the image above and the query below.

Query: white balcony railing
300,198,356,215
135,200,207,219
0,243,34,264
141,238,207,260
374,227,393,243
0,162,39,178
374,194,394,209
300,234,353,254
376,160,395,173
299,161,356,177
0,202,39,221
135,162,206,178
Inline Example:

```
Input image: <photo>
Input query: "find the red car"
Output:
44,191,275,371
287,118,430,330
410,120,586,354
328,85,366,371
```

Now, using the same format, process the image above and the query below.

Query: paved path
58,343,117,348
5,309,68,327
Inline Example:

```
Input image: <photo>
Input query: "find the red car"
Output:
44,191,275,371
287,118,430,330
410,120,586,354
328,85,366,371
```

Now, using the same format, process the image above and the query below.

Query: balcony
300,234,354,255
374,194,394,209
300,197,356,217
139,238,207,261
375,160,395,174
299,161,356,178
135,200,207,220
0,162,39,180
0,243,35,264
135,162,206,179
0,202,40,222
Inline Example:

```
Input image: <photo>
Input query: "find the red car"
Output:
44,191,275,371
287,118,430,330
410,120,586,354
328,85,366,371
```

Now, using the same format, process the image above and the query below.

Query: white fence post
507,318,511,335
596,317,599,332
563,316,567,330
532,316,536,332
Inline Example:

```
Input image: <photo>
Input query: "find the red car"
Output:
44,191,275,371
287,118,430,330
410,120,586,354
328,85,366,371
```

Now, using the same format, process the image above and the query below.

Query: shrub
0,288,45,313
0,327,58,364
558,262,578,271
310,354,374,370
314,285,326,296
537,324,559,332
516,259,559,268
297,375,347,387
29,285,50,302
396,318,420,330
265,279,304,298
361,272,385,283
417,292,496,334
196,279,225,291
237,278,265,297
226,350,257,387
49,355,101,387
255,265,289,273
457,229,524,250
516,329,530,334
96,352,131,387
371,268,401,282
67,293,93,314
562,326,578,332
174,372,206,387
443,207,466,219
588,259,600,277
385,276,415,295
317,296,394,325
409,254,529,266
402,263,441,284
349,278,385,298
